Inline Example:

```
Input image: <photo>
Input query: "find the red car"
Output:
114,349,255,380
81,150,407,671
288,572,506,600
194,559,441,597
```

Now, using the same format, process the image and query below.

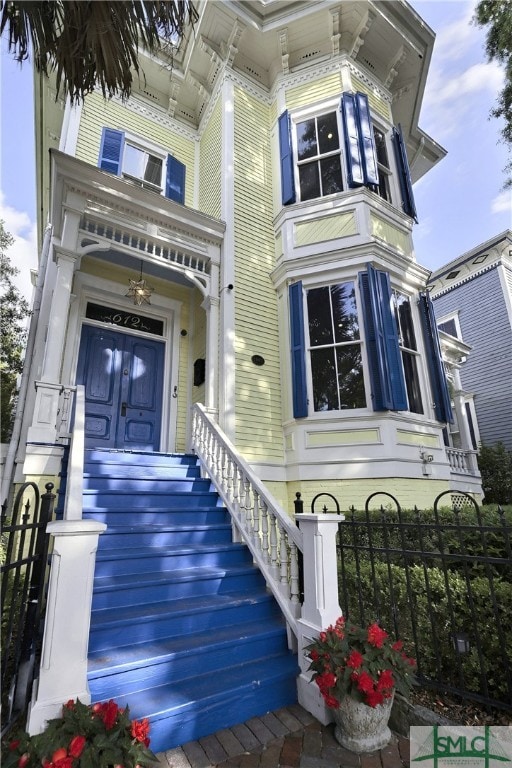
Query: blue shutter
418,293,453,423
278,111,296,205
341,93,364,187
355,93,379,186
98,128,124,175
392,124,418,222
358,265,407,411
289,282,308,418
166,155,186,203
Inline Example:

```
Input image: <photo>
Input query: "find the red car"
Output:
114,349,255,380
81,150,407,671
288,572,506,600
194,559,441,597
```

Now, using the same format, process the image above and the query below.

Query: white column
296,513,343,725
451,367,479,473
26,248,80,447
27,519,106,734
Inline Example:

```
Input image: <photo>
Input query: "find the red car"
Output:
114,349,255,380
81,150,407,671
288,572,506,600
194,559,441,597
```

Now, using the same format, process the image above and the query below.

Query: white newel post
27,519,106,734
297,513,343,725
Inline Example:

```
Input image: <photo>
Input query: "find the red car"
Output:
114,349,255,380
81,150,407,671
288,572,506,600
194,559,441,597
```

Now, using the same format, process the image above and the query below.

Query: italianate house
3,0,483,753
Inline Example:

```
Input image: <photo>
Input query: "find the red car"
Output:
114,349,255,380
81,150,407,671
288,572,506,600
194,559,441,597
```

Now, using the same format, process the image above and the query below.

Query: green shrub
478,442,512,504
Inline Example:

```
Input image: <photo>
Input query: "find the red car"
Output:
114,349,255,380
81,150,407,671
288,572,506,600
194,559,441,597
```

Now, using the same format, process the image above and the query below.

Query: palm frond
0,0,198,103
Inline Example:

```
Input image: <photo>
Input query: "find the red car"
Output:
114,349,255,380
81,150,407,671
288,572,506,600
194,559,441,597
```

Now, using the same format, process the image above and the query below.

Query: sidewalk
155,704,410,768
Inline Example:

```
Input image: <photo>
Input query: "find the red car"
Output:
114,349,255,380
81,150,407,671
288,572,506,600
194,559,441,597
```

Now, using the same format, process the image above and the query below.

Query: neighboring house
2,0,485,750
429,231,512,453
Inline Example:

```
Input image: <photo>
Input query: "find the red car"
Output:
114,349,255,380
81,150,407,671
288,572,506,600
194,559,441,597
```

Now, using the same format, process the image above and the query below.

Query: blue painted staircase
82,449,298,753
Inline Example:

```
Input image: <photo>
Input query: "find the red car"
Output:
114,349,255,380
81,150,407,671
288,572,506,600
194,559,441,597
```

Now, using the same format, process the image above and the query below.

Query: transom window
306,281,366,411
392,291,423,414
123,143,164,192
296,112,344,201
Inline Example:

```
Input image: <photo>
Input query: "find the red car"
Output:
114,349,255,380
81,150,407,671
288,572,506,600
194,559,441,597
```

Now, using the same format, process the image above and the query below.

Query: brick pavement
155,705,410,768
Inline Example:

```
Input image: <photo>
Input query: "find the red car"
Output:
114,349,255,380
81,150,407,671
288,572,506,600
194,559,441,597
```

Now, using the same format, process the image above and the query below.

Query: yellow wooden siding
233,88,284,462
285,478,453,513
75,92,195,207
285,73,342,110
199,97,222,219
396,430,439,448
191,289,206,406
350,76,391,121
306,429,380,447
294,212,357,247
370,213,409,254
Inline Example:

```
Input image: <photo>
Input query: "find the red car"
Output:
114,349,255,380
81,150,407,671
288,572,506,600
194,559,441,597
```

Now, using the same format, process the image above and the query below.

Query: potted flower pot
333,691,394,752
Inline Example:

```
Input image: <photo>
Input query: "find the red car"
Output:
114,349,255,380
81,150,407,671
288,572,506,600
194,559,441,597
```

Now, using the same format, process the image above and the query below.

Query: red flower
356,671,374,693
18,754,30,768
310,649,319,661
9,739,21,751
376,669,394,691
367,623,388,649
69,735,86,758
392,640,403,652
63,700,75,711
51,748,68,763
346,650,364,669
365,689,385,708
101,700,120,730
324,694,340,709
316,671,336,693
131,718,150,748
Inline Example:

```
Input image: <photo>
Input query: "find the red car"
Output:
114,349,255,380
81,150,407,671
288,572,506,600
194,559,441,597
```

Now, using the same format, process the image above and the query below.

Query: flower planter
333,693,394,753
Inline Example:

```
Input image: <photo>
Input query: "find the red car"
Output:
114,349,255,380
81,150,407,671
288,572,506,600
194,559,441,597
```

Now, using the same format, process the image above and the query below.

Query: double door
76,325,165,451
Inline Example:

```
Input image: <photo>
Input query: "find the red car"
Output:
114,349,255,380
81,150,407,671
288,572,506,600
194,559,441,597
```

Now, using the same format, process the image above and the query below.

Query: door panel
77,325,165,451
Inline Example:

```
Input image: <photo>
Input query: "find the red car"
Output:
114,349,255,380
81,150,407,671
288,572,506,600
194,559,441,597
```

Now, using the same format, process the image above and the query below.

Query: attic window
473,253,487,265
447,270,460,279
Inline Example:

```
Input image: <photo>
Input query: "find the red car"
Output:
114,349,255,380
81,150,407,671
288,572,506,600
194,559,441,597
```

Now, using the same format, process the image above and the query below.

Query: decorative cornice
350,10,375,59
430,261,500,298
118,93,198,143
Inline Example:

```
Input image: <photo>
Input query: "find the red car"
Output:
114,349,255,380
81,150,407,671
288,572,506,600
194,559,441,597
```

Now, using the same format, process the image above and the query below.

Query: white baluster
260,500,269,564
232,464,240,517
242,477,251,533
253,490,260,547
279,525,291,598
289,542,300,605
269,514,279,579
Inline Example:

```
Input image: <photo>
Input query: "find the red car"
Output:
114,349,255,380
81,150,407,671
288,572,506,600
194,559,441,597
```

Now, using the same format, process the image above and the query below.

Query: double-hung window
98,127,186,204
296,112,344,201
305,281,366,412
392,291,423,414
278,92,417,220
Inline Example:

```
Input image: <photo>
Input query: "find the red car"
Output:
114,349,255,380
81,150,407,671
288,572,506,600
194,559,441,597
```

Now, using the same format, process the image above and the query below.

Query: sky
1,0,511,303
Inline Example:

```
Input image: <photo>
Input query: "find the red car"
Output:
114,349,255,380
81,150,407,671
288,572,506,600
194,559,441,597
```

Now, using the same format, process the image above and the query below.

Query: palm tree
0,1,197,104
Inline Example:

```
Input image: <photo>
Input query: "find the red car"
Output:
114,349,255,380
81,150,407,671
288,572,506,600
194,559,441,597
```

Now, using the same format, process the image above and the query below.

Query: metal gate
1,482,55,736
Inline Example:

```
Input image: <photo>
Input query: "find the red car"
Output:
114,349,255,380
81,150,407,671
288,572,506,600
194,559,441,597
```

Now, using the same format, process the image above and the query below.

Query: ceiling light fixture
126,261,154,306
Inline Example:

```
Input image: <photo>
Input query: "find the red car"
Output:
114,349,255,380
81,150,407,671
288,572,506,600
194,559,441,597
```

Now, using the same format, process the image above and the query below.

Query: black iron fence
1,482,56,736
296,490,512,712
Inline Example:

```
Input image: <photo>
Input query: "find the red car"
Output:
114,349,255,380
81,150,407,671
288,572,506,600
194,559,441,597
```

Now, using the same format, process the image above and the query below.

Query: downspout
1,223,52,507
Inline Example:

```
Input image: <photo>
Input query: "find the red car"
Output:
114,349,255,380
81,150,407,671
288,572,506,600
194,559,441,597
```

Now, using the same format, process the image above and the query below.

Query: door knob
121,402,127,416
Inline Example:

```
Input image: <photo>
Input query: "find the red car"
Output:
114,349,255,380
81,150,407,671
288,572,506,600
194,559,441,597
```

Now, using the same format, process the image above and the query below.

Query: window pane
377,168,390,202
336,346,366,409
396,295,417,350
331,283,359,343
317,112,339,154
123,144,146,178
299,162,321,200
373,127,389,168
144,154,162,185
297,119,317,160
307,287,333,346
438,318,458,338
402,352,423,414
311,347,338,411
320,156,343,195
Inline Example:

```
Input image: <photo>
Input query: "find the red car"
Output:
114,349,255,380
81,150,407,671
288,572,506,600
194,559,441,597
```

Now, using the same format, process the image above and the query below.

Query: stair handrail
191,403,302,636
63,385,85,520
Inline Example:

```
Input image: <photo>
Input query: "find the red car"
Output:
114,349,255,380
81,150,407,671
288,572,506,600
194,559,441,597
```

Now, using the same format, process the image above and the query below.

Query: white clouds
0,191,38,303
491,190,512,216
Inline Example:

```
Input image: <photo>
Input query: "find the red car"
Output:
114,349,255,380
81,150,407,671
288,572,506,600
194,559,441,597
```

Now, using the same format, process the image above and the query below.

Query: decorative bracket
279,28,290,74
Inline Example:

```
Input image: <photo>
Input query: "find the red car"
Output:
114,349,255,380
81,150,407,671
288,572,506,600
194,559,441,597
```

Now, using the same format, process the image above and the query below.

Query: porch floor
155,704,410,767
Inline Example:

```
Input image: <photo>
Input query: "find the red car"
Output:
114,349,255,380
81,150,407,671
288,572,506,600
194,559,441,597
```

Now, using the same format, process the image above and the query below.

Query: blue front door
77,325,165,451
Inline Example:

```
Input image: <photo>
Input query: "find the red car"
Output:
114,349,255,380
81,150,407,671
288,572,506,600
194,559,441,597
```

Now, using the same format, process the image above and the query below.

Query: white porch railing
63,386,85,520
191,404,303,638
446,446,479,474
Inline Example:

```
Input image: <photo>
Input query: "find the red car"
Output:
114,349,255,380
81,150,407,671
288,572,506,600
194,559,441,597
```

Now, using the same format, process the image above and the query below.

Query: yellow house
3,0,483,752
